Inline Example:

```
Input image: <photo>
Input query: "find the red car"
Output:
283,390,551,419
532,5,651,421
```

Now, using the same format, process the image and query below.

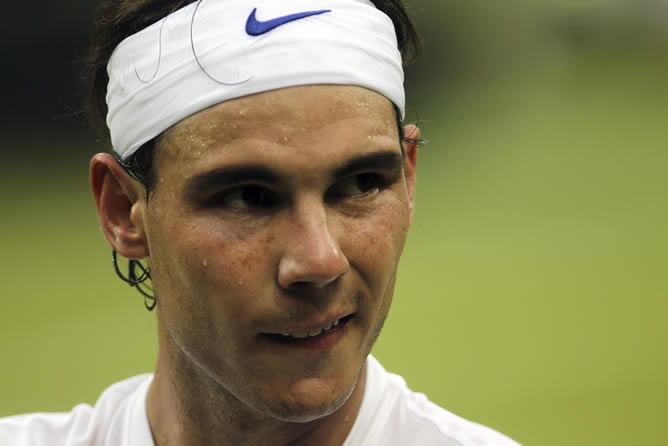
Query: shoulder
391,386,520,446
352,357,520,446
0,374,153,446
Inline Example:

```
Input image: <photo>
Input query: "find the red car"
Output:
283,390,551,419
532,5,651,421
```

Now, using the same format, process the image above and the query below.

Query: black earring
112,250,156,311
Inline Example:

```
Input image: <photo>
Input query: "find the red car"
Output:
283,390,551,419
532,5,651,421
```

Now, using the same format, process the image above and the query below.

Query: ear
401,124,420,223
90,153,149,260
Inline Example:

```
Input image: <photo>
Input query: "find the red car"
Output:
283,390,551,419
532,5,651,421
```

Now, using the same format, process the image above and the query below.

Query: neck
146,328,367,446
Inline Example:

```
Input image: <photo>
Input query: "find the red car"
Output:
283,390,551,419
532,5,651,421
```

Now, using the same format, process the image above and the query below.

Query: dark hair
86,0,421,191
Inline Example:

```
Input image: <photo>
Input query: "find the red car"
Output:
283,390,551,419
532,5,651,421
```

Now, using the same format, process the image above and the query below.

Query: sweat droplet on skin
202,259,208,267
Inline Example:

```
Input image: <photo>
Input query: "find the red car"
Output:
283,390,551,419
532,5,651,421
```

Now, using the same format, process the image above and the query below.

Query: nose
277,202,350,290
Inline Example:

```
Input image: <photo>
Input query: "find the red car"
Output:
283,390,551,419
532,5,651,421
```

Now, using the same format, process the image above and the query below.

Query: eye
210,185,278,210
328,173,383,200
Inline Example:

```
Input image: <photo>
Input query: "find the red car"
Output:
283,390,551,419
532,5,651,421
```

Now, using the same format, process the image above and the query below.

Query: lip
259,314,355,351
262,311,355,336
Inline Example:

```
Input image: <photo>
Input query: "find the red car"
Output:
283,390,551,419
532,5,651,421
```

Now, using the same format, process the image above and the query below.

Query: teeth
281,317,344,339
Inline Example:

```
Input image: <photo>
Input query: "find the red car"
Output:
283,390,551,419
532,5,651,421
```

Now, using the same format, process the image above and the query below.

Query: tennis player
0,0,520,444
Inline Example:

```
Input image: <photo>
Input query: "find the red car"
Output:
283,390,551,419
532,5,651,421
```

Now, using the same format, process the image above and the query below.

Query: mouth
260,314,354,350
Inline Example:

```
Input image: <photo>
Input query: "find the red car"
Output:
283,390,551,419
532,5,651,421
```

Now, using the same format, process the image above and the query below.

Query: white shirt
0,356,520,445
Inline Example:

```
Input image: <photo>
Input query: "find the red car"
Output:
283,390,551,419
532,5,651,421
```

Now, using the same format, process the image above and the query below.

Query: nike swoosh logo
245,7,332,36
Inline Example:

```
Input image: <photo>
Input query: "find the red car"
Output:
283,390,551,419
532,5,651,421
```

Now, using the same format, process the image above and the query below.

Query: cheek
342,195,410,287
340,196,409,349
147,215,275,337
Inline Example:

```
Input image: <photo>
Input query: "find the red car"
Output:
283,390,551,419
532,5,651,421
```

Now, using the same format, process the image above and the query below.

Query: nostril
277,248,349,289
282,270,345,291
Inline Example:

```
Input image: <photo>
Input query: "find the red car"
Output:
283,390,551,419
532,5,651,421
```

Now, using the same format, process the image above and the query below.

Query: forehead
156,85,398,173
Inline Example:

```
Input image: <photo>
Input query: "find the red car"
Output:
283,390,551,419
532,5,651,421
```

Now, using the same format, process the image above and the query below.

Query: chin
260,379,357,423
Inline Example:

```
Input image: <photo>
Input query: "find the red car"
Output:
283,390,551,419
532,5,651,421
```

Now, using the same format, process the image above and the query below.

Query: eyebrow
184,165,280,199
333,150,404,179
184,150,404,196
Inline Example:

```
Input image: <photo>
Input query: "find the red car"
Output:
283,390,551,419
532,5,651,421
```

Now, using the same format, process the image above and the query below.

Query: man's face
142,85,416,421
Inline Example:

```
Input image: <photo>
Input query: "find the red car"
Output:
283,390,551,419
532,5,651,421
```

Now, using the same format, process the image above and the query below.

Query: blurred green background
1,1,667,445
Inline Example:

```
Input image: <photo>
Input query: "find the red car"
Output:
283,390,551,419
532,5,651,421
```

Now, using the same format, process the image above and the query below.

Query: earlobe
401,124,420,223
90,153,149,260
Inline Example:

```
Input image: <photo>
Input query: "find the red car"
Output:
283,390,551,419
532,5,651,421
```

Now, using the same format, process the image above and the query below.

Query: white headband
106,0,405,160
